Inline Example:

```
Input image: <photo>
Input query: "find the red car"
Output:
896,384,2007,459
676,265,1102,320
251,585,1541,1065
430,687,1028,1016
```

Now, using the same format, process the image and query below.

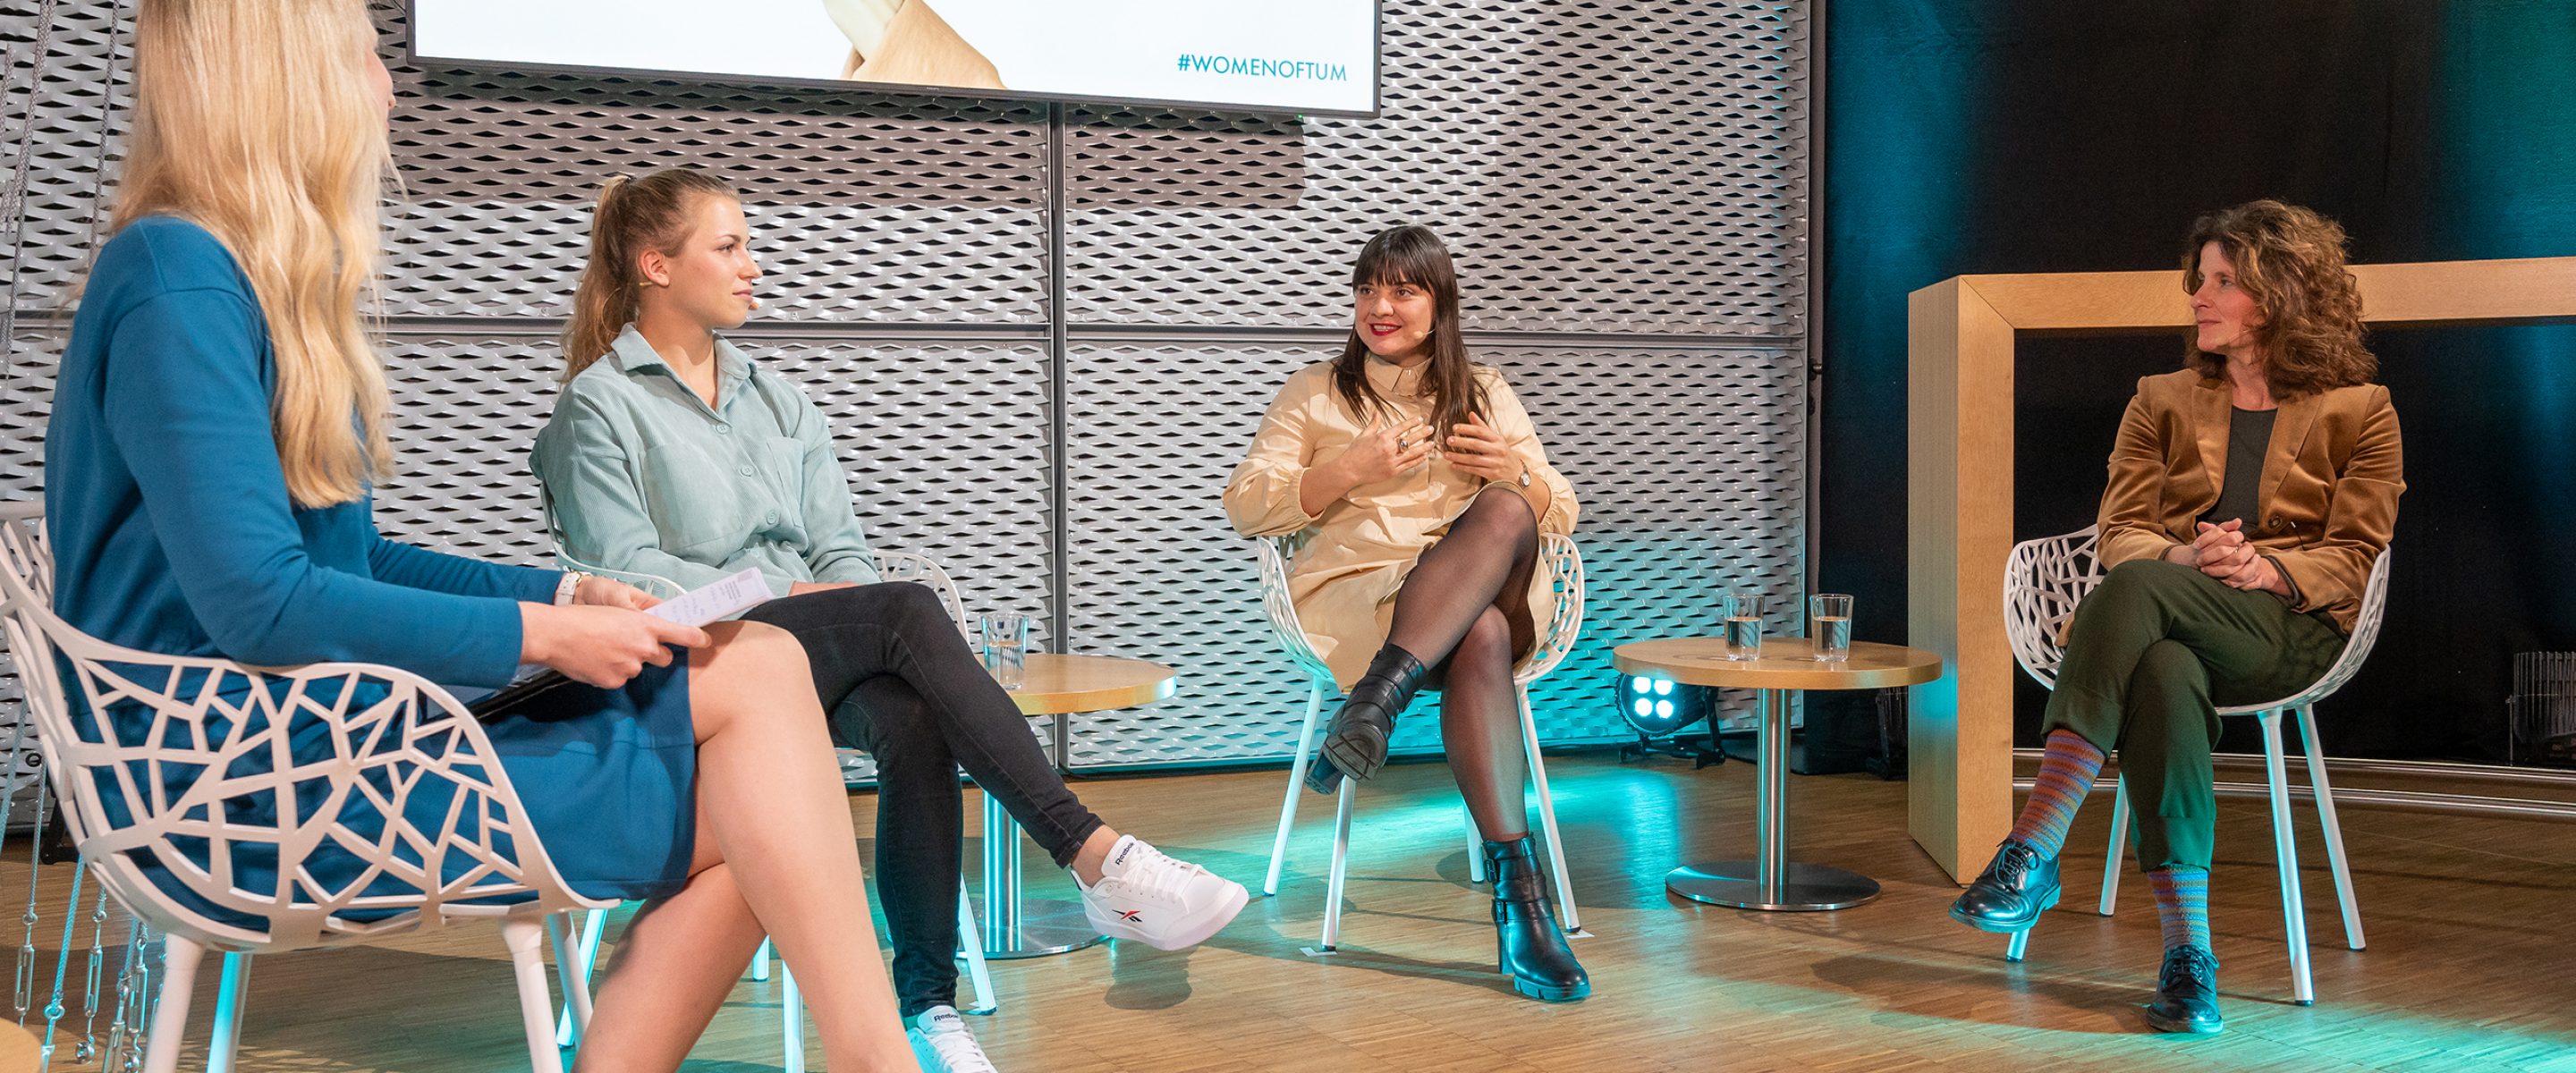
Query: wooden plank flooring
4,751,2573,1071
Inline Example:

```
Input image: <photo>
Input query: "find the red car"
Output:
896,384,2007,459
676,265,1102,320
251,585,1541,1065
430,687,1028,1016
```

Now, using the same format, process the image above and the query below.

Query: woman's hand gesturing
1444,411,1524,483
1333,417,1433,486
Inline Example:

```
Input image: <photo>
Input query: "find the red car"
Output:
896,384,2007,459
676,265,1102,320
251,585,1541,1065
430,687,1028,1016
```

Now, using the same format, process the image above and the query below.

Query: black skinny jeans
740,583,1105,1017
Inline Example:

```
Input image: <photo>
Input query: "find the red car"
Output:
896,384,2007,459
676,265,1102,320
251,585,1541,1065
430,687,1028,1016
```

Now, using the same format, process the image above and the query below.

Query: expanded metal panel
374,2,1053,324
0,0,130,317
1063,0,1809,334
1062,341,1805,768
0,330,56,801
369,336,1057,624
2,0,1809,788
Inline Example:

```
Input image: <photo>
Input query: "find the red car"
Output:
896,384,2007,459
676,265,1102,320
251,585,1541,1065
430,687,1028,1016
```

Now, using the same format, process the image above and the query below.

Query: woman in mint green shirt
533,167,1248,1065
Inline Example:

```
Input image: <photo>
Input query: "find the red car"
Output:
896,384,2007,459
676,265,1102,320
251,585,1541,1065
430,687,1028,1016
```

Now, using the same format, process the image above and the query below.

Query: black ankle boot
1948,838,2061,934
2143,944,2224,1034
1483,836,1589,1002
1308,645,1428,791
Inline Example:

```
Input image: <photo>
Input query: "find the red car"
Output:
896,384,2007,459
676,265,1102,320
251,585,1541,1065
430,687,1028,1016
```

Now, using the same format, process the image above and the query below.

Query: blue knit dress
40,217,696,925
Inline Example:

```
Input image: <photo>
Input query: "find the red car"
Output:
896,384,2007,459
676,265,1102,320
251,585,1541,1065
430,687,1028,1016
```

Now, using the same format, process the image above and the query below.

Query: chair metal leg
751,938,772,982
500,918,567,1072
546,914,592,1051
556,908,606,1047
141,934,204,1073
1517,686,1583,934
2262,712,2317,1005
780,963,806,1073
1464,802,1487,883
1309,777,1356,955
1265,682,1328,897
956,883,997,1015
2099,776,2130,916
2004,926,2029,963
206,951,251,1073
2296,705,2366,950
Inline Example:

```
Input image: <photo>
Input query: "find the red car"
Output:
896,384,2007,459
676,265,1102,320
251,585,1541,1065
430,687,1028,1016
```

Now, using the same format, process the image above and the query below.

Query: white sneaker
1073,835,1250,950
907,1005,998,1073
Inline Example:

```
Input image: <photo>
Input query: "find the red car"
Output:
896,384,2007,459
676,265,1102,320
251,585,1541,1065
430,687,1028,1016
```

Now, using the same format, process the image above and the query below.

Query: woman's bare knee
688,621,817,741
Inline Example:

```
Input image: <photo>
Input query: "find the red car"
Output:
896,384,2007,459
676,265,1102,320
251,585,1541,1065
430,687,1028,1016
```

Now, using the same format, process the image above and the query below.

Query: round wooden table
1614,638,1944,911
974,653,1176,959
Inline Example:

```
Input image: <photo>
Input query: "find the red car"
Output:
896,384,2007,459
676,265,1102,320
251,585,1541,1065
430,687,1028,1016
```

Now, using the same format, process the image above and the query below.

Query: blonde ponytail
560,167,739,381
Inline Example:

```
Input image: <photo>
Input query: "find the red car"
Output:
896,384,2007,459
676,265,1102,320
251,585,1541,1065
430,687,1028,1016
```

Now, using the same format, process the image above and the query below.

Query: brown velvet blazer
2095,368,2403,634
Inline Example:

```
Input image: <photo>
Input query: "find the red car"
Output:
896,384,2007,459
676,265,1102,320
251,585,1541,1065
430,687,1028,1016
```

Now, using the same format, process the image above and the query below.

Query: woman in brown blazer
1948,201,2402,1035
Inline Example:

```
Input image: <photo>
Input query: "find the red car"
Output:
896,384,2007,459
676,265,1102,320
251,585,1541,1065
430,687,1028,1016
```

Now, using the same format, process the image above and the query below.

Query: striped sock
2009,728,2105,858
2148,867,2213,951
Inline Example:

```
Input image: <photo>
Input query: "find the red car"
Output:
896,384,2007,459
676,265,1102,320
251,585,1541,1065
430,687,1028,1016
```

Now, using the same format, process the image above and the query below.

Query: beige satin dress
1224,356,1578,690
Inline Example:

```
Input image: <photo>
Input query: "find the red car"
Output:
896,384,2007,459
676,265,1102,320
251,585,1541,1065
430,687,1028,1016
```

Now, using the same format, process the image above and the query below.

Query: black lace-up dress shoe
1947,838,2061,934
2143,945,2224,1034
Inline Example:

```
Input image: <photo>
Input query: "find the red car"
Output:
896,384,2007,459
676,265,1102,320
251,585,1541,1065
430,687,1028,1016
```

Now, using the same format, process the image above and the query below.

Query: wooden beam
1905,255,2576,882
1905,277,2017,880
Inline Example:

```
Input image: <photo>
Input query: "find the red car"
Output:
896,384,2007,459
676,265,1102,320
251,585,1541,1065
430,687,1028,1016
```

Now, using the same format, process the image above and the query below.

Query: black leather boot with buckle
1307,644,1428,792
1483,836,1589,1002
1948,837,2062,934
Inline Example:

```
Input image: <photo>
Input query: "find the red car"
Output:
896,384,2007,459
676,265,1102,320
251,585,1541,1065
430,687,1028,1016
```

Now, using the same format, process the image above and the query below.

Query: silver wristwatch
1514,463,1533,488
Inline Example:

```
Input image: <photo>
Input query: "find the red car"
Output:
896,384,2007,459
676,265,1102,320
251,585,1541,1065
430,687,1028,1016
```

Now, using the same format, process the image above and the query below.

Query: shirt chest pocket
637,440,759,556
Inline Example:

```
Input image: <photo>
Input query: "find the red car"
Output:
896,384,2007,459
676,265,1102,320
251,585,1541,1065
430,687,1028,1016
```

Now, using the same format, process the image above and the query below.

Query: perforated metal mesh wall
2,0,1809,786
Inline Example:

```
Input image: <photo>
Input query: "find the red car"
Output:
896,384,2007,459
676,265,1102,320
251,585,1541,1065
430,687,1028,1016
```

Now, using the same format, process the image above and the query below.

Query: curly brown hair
2182,199,2377,394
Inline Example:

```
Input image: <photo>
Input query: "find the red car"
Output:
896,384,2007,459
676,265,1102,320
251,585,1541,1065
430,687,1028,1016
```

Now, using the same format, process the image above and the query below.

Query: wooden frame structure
1906,256,2576,881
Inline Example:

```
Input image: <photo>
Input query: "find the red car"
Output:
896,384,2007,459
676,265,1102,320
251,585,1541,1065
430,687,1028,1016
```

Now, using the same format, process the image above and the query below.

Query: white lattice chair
1257,530,1589,951
1998,524,2388,1005
0,502,614,1073
548,548,996,1071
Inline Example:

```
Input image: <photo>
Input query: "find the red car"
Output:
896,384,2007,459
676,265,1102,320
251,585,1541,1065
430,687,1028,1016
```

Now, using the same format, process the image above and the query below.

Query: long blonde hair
559,168,740,380
113,0,394,508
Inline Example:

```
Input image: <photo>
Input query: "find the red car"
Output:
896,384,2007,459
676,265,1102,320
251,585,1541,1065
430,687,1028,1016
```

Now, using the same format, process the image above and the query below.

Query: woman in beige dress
1224,225,1588,1002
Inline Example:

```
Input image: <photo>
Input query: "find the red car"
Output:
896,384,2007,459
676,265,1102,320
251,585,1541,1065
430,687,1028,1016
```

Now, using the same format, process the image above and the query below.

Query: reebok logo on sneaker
1075,835,1249,950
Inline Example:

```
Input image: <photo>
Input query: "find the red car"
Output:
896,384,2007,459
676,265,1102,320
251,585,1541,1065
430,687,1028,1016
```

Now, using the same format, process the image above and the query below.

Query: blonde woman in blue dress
41,3,919,1068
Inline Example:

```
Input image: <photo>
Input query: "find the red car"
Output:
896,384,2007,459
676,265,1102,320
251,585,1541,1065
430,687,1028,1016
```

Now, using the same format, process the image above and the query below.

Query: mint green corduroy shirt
533,325,880,597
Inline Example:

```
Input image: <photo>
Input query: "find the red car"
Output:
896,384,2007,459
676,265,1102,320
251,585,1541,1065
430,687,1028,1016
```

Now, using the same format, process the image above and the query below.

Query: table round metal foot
1665,860,1882,911
967,896,1107,959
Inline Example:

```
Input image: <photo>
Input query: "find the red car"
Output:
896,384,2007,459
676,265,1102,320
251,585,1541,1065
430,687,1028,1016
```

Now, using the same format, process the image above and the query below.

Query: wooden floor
5,750,2575,1072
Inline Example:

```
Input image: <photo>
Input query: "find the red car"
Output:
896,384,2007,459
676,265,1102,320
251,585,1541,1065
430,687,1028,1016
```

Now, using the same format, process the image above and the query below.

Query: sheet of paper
645,567,773,628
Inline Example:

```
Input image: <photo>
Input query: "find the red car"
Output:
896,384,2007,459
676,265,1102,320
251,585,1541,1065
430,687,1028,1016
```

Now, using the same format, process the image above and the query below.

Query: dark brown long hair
2182,199,2377,395
1331,225,1488,437
559,166,739,380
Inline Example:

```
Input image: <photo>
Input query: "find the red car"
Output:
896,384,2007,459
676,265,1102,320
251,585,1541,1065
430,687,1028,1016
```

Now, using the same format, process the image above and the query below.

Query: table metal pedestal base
979,793,1106,959
1666,860,1881,912
967,896,1106,959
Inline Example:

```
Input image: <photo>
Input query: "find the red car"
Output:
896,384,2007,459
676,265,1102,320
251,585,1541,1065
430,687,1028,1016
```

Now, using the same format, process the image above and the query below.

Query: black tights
1386,486,1541,841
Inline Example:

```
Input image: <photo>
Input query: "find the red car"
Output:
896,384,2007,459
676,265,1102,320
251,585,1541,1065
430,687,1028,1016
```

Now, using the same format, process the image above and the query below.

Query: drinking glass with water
1724,589,1765,660
980,611,1031,689
1809,593,1853,663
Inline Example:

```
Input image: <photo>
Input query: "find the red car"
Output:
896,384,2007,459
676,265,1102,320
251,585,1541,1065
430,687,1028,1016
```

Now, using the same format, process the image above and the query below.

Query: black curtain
1819,0,2576,761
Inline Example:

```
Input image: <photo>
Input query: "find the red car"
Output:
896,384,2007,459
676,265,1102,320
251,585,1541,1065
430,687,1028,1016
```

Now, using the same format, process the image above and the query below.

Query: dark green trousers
2043,559,2345,870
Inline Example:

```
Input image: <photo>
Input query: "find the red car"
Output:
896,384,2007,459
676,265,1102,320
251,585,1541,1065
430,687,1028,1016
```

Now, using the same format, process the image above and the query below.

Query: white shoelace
917,1012,997,1073
1103,842,1204,906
